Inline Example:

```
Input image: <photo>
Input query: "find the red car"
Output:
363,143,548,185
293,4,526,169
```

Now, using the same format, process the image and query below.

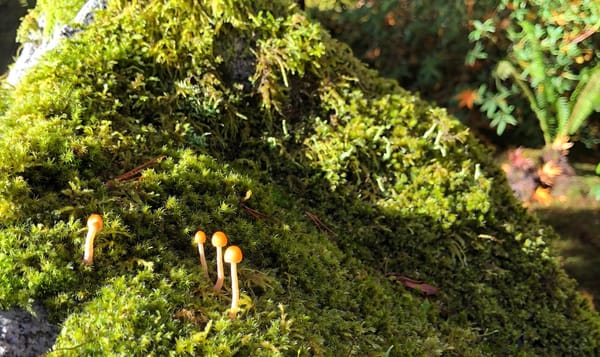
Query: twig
566,23,599,45
305,210,336,236
105,155,167,186
240,202,278,224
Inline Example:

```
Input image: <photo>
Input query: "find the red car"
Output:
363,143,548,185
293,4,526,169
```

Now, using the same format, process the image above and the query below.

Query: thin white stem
83,228,97,265
229,263,239,319
198,244,209,279
214,246,224,292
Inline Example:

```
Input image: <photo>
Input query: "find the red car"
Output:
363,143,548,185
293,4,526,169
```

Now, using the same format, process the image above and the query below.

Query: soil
501,148,600,310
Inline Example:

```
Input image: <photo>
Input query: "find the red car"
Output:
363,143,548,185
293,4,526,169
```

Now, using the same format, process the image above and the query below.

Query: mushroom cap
224,245,243,264
211,231,228,247
194,230,206,244
87,214,103,231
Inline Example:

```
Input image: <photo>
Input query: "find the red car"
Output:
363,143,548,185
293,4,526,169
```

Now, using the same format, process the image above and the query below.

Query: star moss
0,0,599,355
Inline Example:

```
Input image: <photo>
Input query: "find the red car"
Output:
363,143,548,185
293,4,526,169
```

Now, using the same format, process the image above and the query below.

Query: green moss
1,0,599,355
16,0,87,42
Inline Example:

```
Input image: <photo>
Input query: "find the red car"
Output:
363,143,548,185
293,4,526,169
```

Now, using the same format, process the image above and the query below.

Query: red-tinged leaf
508,147,534,170
387,273,439,296
455,89,478,110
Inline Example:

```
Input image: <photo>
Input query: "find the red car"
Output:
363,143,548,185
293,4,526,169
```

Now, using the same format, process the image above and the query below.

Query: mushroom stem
198,243,209,280
214,245,225,292
224,245,243,319
211,231,228,293
194,231,209,280
83,214,103,265
229,261,239,319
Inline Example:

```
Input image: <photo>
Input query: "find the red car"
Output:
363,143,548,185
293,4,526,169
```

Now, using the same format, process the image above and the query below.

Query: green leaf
465,43,488,65
496,60,515,80
563,65,600,136
555,96,571,135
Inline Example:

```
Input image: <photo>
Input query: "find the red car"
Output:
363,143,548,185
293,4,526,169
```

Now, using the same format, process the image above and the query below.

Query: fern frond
555,96,571,136
562,65,600,136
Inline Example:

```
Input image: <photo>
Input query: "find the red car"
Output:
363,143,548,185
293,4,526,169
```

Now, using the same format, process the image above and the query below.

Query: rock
0,305,59,357
6,0,107,85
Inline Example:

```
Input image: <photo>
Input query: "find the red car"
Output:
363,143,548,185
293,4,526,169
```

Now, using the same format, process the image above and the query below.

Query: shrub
306,0,498,108
467,0,600,147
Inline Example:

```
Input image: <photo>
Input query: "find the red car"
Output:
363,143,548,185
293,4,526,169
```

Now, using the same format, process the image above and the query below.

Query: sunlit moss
17,0,88,42
0,0,599,355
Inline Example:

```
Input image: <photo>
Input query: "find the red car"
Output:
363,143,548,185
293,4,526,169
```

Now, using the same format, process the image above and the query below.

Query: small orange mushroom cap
194,230,206,244
224,246,243,264
87,214,103,231
211,231,228,247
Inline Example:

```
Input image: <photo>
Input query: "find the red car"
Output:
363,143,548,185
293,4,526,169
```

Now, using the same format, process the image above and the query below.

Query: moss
1,0,599,355
16,0,88,42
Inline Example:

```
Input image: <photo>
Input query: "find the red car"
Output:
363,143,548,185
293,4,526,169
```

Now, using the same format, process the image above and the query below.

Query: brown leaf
387,273,439,296
538,161,562,186
508,147,534,171
532,186,553,206
455,89,478,110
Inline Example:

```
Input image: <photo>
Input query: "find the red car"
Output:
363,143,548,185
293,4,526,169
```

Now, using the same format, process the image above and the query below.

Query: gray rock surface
6,0,107,85
0,304,59,357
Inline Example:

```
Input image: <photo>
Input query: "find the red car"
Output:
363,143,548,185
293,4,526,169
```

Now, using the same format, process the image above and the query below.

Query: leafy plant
307,0,499,106
468,0,600,146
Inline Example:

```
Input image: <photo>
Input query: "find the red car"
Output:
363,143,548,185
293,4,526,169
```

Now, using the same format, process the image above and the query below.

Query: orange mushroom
193,230,209,280
224,245,243,319
83,214,103,265
211,231,228,292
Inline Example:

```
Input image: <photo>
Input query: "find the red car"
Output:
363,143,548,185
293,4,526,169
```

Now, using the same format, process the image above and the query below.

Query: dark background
0,0,34,75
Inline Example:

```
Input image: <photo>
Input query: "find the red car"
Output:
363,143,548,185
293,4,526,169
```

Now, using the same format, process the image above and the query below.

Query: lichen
0,0,599,355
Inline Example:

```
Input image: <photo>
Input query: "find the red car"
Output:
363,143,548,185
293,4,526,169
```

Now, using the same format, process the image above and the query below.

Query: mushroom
83,214,103,265
224,245,243,319
193,230,209,279
211,231,228,292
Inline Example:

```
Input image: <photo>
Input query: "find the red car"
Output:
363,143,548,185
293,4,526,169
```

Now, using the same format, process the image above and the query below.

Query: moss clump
16,0,88,43
1,0,599,355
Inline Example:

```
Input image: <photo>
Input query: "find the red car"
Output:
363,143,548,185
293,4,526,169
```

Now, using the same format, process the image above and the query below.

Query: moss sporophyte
1,0,600,354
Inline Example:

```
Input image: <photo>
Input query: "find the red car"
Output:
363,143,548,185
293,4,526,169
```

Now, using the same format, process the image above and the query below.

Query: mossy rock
1,0,599,355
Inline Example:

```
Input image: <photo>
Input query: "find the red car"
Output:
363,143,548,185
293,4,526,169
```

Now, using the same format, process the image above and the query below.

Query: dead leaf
508,147,534,170
551,136,573,154
385,13,396,26
455,89,478,110
365,47,381,60
538,161,562,186
387,273,439,296
532,186,553,205
551,11,568,26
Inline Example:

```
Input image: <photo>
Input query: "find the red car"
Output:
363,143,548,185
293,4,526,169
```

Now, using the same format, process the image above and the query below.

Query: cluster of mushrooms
193,229,244,319
82,214,244,319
